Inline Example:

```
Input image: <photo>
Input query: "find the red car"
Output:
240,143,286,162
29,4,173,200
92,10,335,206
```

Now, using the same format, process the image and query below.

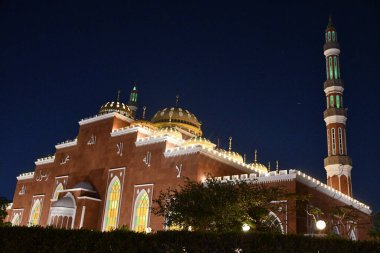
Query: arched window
53,183,64,200
328,31,331,42
334,57,338,79
132,190,150,232
29,200,42,226
338,128,343,155
261,211,284,234
327,129,330,156
103,177,121,231
328,57,333,79
332,31,336,41
331,128,336,155
330,96,334,108
11,213,21,226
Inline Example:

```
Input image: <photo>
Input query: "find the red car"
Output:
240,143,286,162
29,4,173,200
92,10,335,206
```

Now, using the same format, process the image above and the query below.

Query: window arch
11,213,21,226
132,190,150,232
53,183,64,200
103,176,122,231
29,200,42,226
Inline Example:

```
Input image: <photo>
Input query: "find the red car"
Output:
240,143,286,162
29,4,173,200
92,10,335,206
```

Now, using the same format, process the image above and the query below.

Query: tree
0,196,10,226
152,177,286,232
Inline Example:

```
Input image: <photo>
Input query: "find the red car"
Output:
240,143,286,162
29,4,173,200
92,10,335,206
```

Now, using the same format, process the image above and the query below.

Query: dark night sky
0,1,379,212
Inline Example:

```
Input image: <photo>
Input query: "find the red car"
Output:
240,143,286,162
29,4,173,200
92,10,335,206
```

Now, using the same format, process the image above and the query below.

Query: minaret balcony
323,41,340,51
324,156,352,167
324,79,344,90
323,108,347,118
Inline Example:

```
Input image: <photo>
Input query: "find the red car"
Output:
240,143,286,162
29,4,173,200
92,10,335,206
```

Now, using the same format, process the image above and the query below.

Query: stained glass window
29,200,41,226
12,213,21,226
336,95,340,108
103,177,121,231
53,183,63,200
330,96,334,108
329,57,333,80
334,57,338,79
133,190,149,232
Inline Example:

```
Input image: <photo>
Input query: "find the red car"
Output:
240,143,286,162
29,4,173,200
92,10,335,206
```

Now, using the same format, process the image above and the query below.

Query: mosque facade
5,19,372,240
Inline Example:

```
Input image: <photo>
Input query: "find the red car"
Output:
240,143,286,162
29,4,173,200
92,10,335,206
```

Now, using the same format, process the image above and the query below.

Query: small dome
99,101,132,117
183,137,215,149
153,127,183,140
52,195,75,208
151,107,202,136
217,149,244,163
73,181,94,191
249,162,268,172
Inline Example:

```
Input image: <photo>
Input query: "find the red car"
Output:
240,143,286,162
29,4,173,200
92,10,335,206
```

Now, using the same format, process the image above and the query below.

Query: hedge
0,227,379,253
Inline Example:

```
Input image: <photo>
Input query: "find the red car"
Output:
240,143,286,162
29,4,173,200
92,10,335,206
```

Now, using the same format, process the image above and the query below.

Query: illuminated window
328,31,331,41
29,200,42,226
328,57,333,80
334,57,338,79
336,95,340,108
12,213,21,226
332,31,336,41
326,97,329,108
327,129,330,156
53,183,63,200
331,128,336,155
338,128,343,155
103,177,121,231
330,96,334,108
133,190,150,232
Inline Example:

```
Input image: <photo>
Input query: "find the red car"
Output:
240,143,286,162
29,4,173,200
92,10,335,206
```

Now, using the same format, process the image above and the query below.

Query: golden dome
151,107,202,136
153,127,183,140
183,137,215,149
216,149,244,163
99,101,132,117
249,162,268,172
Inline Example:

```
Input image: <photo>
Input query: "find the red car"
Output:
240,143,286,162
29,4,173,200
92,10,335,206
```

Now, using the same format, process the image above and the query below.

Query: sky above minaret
0,1,379,212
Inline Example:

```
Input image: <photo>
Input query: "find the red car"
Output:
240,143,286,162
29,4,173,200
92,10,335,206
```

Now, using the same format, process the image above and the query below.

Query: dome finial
142,106,147,120
276,160,279,173
175,95,180,107
228,136,232,152
243,154,246,163
268,161,271,172
254,149,258,163
117,90,121,102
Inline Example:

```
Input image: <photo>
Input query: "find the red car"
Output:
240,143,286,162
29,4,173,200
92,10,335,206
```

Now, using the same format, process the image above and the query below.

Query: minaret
128,84,138,117
323,17,353,196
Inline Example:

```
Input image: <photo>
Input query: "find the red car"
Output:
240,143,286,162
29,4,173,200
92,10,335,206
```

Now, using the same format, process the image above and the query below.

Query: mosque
5,19,372,240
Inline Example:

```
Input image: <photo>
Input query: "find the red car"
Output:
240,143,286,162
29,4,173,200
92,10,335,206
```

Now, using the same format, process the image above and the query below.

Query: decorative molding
79,112,133,126
55,139,77,149
135,135,184,147
17,172,35,181
324,48,340,57
111,125,153,137
324,115,347,125
77,196,102,201
59,188,96,193
211,170,371,214
324,86,344,95
325,164,352,178
35,155,55,165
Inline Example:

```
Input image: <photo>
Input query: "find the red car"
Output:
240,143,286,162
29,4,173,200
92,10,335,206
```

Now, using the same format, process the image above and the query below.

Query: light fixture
316,220,326,231
242,224,250,232
145,227,152,233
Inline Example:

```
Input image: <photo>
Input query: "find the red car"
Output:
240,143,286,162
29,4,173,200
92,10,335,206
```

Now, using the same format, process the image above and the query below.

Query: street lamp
316,220,326,231
242,224,250,232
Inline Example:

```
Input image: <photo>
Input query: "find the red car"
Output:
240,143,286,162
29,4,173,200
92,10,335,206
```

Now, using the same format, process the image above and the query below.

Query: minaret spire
128,82,139,118
323,17,353,197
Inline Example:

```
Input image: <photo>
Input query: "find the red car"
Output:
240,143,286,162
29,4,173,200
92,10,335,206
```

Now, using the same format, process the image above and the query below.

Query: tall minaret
128,84,138,117
323,17,352,197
